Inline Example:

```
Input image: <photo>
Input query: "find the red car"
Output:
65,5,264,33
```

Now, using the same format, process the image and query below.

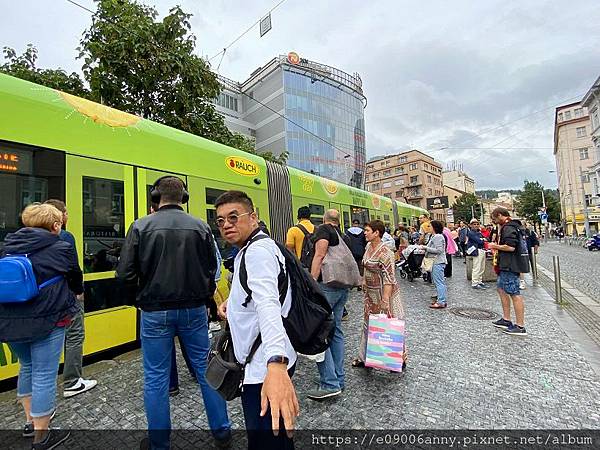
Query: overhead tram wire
65,0,355,167
423,92,585,156
208,0,289,63
218,77,355,160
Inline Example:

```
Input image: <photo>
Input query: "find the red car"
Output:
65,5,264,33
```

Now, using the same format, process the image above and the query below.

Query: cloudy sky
2,0,600,189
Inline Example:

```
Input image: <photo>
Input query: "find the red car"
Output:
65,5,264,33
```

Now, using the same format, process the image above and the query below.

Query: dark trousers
169,336,196,390
241,366,295,450
444,253,453,277
208,297,219,322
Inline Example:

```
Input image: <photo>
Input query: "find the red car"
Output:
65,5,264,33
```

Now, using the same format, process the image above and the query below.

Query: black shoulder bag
205,324,261,401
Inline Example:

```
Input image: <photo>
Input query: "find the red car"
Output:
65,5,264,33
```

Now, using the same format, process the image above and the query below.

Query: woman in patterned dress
352,220,406,368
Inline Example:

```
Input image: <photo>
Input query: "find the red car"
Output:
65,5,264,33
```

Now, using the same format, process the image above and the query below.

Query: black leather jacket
116,205,217,311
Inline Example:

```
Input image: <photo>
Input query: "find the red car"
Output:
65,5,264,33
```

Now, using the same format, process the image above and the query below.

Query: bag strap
239,234,287,308
39,275,63,290
295,223,310,236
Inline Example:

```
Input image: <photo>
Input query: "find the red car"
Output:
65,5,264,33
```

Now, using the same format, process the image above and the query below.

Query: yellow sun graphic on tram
321,179,339,196
59,92,141,127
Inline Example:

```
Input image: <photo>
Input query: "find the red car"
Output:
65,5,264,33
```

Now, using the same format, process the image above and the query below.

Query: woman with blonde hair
0,203,83,448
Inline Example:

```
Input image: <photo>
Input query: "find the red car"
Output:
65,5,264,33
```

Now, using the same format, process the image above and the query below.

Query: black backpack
238,234,334,355
294,223,316,269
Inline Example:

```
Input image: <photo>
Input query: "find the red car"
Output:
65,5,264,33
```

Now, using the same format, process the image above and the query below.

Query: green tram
0,73,427,381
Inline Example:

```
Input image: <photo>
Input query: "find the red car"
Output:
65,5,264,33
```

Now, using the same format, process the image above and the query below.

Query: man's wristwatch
267,355,289,366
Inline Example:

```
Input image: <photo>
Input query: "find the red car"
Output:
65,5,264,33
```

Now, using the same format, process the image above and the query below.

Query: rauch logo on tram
226,157,259,176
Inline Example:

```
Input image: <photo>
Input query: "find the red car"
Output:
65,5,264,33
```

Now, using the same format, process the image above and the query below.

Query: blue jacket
0,228,83,342
466,229,485,257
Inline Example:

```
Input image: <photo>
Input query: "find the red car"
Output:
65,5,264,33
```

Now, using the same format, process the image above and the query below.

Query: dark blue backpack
0,254,62,303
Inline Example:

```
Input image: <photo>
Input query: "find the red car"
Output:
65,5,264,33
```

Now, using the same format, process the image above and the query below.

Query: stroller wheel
407,273,413,282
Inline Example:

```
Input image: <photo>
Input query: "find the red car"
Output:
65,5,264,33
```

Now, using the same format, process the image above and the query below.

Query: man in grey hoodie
344,219,367,275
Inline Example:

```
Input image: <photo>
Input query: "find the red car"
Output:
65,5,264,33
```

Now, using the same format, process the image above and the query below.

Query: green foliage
0,45,89,98
453,193,483,222
515,180,560,224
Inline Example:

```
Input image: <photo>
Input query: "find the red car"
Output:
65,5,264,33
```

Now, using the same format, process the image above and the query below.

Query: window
384,193,392,198
593,110,600,129
395,179,405,185
428,188,432,195
204,188,230,256
557,112,563,121
409,163,418,170
574,108,583,118
383,170,391,176
365,175,370,181
395,190,403,197
343,211,350,230
427,175,432,183
578,148,589,160
82,177,125,274
0,144,65,246
424,163,429,170
372,183,380,190
576,126,587,138
372,172,380,179
395,167,404,174
410,175,418,184
382,182,392,188
564,110,572,120
399,156,408,163
309,204,325,216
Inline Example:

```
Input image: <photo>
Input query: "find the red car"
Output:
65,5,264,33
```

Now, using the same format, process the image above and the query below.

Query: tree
0,45,89,98
78,0,284,162
515,180,560,226
453,193,482,222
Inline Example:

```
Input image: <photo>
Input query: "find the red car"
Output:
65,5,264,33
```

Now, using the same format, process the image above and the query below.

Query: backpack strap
39,275,63,289
239,234,288,308
295,223,309,236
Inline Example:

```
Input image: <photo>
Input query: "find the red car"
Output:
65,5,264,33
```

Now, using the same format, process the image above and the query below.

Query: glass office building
282,64,366,185
216,54,367,186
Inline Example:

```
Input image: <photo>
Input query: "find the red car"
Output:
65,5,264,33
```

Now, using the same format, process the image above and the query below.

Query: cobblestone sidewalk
1,258,600,447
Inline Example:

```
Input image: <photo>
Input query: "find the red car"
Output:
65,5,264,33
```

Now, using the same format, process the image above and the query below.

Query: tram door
135,169,188,218
329,202,343,230
65,155,137,357
340,204,352,231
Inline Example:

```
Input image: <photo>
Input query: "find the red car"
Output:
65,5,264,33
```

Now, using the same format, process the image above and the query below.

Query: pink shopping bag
364,314,405,372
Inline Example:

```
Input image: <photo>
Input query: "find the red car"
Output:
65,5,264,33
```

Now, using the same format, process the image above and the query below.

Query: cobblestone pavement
2,258,600,448
536,240,600,303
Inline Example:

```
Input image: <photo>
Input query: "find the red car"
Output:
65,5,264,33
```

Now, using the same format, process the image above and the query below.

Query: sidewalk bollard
552,255,563,304
532,251,539,284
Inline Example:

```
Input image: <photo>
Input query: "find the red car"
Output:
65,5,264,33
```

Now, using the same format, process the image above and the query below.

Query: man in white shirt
215,190,298,450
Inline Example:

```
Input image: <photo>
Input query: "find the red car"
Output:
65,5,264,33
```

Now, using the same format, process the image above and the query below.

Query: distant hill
476,189,521,199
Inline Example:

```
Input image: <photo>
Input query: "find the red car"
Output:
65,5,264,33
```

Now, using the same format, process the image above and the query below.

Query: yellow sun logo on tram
59,92,141,127
321,179,339,197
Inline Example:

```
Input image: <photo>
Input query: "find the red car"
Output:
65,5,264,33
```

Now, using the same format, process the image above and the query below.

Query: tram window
206,187,227,205
82,177,125,273
309,204,325,216
384,214,390,222
312,217,324,226
0,143,64,245
343,211,350,230
84,277,129,312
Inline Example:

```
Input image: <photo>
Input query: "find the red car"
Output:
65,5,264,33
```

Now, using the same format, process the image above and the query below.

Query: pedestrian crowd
0,176,540,450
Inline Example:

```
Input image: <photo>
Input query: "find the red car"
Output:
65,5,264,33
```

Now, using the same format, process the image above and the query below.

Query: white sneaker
63,378,97,398
209,322,222,332
519,280,526,290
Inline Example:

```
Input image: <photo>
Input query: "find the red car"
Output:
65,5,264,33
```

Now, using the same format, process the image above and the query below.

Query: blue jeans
432,264,447,305
317,284,349,391
8,327,65,417
141,307,230,449
169,336,196,391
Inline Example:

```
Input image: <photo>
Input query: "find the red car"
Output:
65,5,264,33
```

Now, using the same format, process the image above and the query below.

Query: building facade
442,169,475,194
365,150,444,219
553,101,599,235
582,76,600,216
214,53,367,186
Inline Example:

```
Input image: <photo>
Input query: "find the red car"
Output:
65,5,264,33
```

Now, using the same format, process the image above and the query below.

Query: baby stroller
398,245,426,282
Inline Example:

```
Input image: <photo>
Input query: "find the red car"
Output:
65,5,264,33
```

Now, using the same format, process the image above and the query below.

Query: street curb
537,264,600,314
534,265,600,376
